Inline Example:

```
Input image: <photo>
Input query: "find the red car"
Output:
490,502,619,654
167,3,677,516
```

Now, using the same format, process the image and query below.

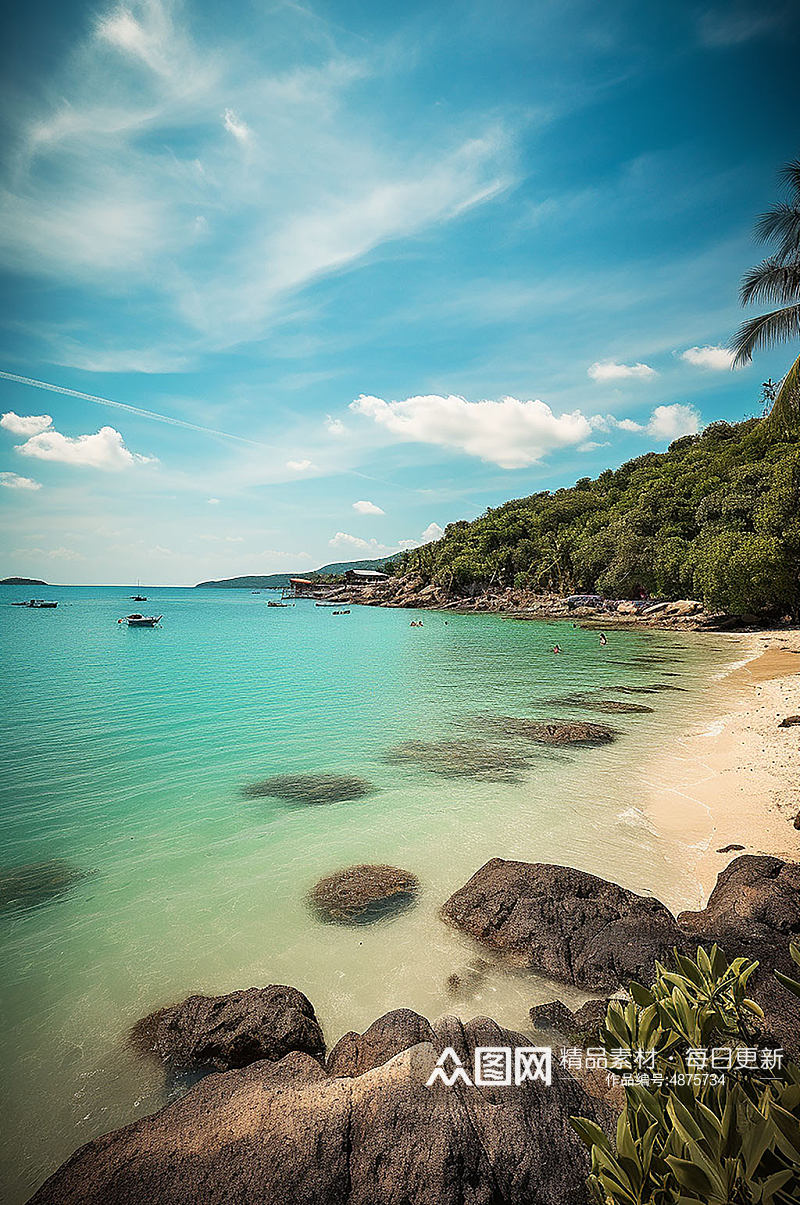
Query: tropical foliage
731,159,800,429
392,415,800,616
571,945,800,1205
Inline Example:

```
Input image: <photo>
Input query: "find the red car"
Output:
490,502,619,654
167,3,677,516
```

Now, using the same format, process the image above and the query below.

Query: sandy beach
645,629,800,911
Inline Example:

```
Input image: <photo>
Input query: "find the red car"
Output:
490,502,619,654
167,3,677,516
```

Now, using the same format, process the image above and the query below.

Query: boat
315,601,337,607
119,613,162,627
332,609,350,615
130,595,147,602
12,599,58,608
267,601,288,607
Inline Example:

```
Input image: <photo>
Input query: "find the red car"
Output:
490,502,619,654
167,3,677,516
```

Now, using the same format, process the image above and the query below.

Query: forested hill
393,416,800,617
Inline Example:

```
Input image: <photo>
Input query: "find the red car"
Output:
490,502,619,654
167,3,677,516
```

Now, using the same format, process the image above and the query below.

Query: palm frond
739,256,800,306
729,302,800,367
754,202,800,256
778,158,800,200
766,350,800,429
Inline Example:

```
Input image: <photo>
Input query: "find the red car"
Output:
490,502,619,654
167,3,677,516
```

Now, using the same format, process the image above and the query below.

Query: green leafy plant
570,946,800,1205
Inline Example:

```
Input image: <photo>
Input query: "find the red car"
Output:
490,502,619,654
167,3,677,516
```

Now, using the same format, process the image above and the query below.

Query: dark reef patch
243,773,376,805
544,692,654,714
0,859,87,912
384,738,531,782
482,716,618,746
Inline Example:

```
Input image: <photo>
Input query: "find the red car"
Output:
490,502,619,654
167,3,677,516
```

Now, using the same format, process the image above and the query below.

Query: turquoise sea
0,584,735,1202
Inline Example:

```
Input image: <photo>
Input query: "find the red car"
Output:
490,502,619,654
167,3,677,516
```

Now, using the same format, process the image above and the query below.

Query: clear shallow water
0,585,734,1202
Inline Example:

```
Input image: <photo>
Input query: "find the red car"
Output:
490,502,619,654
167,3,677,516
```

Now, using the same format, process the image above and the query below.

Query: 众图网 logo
425,1046,552,1088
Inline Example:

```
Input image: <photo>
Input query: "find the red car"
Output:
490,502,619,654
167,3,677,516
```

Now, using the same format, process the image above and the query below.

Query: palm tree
730,159,800,427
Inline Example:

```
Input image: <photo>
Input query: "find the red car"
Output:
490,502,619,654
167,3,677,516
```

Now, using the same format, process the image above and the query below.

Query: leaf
569,1116,610,1153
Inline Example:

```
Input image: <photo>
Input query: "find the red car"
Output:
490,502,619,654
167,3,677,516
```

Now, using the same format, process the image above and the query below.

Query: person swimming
553,644,561,653
599,632,607,645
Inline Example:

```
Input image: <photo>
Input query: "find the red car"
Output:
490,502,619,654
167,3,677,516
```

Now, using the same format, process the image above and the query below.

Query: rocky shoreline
29,852,800,1205
308,576,757,629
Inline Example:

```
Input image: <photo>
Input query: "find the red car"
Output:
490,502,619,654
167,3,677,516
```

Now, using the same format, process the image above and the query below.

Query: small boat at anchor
130,595,147,602
119,613,162,627
12,599,58,608
267,601,288,607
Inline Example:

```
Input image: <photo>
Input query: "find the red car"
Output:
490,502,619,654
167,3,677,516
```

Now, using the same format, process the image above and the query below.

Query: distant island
195,556,395,589
0,577,48,586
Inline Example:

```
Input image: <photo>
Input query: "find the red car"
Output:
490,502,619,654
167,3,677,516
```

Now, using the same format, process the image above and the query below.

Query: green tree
731,160,800,429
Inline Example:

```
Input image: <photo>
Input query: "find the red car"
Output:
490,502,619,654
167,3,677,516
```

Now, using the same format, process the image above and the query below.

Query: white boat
119,613,162,627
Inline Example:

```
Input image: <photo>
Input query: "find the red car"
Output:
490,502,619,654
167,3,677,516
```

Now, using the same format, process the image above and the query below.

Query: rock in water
0,859,86,911
442,858,684,991
484,717,618,745
129,985,325,1071
308,864,419,924
31,1011,603,1205
242,773,375,805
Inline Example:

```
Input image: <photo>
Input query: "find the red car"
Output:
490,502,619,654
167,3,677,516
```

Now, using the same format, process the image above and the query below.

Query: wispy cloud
1,0,513,360
286,458,314,471
0,372,270,445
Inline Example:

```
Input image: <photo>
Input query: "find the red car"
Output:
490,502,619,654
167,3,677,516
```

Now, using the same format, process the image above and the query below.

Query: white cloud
223,108,250,143
680,345,735,370
16,424,155,469
286,458,313,471
207,497,220,504
588,361,656,382
420,522,444,542
1,411,53,436
328,531,390,553
325,415,346,436
352,499,384,515
594,404,701,441
350,394,593,470
0,471,41,491
646,403,700,441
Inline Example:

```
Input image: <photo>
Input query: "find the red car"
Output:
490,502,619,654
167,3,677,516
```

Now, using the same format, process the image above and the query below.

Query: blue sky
0,0,798,584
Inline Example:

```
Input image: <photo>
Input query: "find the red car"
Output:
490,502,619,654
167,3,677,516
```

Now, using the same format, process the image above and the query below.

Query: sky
0,0,798,584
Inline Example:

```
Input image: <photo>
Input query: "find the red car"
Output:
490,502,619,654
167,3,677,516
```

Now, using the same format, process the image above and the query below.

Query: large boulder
129,985,325,1071
308,865,419,924
326,1008,435,1076
442,859,684,991
30,1012,603,1205
677,855,800,969
677,855,800,1053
